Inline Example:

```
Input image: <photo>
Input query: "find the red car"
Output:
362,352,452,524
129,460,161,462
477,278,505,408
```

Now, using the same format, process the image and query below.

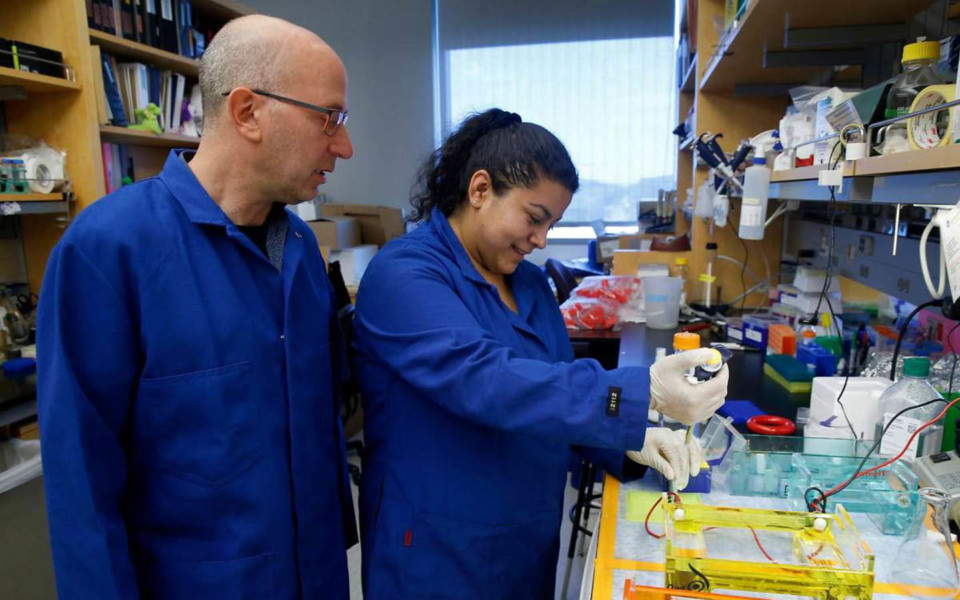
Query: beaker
889,487,960,598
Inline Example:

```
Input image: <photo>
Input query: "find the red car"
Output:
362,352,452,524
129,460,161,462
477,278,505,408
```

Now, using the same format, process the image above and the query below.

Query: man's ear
225,88,265,142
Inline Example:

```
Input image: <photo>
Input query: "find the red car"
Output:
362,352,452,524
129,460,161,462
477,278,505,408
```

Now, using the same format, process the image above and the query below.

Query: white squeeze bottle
738,156,771,240
875,356,944,462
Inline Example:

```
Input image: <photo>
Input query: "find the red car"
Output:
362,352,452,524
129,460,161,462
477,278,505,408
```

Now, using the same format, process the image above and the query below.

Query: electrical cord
812,141,843,320
806,397,950,512
823,294,858,440
724,206,750,315
949,321,960,400
889,299,943,381
644,493,777,563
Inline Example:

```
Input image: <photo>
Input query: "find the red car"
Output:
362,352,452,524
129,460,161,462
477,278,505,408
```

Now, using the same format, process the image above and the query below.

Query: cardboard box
612,249,692,276
294,198,322,221
307,216,361,251
320,203,404,247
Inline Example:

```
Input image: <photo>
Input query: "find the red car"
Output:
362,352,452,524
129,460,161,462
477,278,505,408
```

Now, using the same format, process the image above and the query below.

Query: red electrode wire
814,395,960,510
644,493,776,562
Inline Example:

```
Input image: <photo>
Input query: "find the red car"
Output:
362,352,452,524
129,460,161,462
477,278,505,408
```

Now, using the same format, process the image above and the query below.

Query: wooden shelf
853,144,960,176
950,2,960,19
100,125,200,148
770,163,852,182
700,0,935,93
0,193,68,202
0,66,80,94
89,30,199,77
772,146,960,180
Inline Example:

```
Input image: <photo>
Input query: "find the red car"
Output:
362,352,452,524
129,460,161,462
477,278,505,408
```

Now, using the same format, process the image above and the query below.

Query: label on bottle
941,201,960,303
740,197,763,227
880,412,923,461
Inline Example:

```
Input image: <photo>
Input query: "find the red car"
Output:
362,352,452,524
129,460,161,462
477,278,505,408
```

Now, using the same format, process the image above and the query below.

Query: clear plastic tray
787,454,919,535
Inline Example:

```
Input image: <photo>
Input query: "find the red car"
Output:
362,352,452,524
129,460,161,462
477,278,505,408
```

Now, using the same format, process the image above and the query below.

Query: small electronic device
913,450,960,528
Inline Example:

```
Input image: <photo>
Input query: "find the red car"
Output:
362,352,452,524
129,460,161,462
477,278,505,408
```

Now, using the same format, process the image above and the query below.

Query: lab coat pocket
135,361,263,487
403,512,558,599
140,552,274,599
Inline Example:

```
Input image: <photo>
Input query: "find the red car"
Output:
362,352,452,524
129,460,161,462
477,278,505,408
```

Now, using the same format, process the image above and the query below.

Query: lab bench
580,323,951,600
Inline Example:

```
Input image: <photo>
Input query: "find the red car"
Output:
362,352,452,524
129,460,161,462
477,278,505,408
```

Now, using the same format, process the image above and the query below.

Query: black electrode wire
949,321,960,400
812,141,843,319
805,397,947,512
824,294,858,441
889,299,944,381
726,218,749,315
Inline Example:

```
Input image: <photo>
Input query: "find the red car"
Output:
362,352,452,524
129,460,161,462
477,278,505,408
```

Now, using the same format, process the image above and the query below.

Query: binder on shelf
103,0,118,36
171,73,185,132
140,0,156,48
120,0,137,41
86,0,95,29
176,0,193,58
90,45,111,126
100,53,127,126
158,0,179,54
133,0,146,44
149,0,162,51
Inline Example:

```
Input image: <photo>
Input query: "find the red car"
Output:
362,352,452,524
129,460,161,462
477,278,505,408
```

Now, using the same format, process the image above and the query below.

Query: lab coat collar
159,150,232,227
429,207,542,340
429,206,489,287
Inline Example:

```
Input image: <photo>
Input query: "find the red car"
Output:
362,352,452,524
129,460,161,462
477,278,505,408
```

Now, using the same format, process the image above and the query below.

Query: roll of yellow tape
908,84,956,149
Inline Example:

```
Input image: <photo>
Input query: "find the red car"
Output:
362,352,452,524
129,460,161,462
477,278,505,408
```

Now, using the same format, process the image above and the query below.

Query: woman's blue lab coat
38,151,357,600
354,208,651,599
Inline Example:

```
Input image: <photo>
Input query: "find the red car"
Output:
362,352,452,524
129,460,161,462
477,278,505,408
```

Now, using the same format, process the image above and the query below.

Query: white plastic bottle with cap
738,157,770,240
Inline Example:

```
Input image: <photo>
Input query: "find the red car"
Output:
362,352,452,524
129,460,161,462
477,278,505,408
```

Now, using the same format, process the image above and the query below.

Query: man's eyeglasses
220,89,348,136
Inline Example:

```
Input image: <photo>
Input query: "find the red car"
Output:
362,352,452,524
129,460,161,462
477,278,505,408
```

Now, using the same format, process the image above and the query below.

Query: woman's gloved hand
649,347,728,425
626,428,703,491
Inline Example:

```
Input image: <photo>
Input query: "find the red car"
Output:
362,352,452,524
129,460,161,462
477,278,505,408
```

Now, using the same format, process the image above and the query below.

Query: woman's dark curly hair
409,108,579,222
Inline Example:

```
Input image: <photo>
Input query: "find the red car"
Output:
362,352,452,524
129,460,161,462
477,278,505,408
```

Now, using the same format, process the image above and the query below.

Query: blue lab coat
353,208,650,599
38,150,357,600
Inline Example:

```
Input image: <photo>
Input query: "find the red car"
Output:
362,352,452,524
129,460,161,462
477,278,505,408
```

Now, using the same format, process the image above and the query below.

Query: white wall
241,0,436,212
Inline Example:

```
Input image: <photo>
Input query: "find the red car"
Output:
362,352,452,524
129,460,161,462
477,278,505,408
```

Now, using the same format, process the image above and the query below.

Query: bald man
38,16,357,599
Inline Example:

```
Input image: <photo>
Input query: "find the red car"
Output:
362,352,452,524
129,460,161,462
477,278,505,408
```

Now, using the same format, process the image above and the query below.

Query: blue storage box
796,342,837,376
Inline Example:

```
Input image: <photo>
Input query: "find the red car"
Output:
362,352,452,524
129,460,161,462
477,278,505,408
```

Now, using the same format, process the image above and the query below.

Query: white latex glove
626,428,703,491
649,347,728,425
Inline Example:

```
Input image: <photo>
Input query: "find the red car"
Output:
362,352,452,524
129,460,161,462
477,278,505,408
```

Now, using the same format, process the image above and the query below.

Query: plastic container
673,257,690,304
881,38,944,154
742,313,783,350
885,38,943,120
809,376,892,441
738,157,771,240
792,266,841,294
875,356,945,462
767,323,797,355
787,454,918,535
796,342,837,377
643,276,682,329
796,315,819,346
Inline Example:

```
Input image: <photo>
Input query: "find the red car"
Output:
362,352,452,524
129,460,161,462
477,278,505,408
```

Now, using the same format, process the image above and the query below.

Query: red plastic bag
572,276,642,305
560,297,620,330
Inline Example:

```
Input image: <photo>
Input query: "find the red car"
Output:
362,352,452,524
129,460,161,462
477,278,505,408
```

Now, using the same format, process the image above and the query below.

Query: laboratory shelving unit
676,0,944,309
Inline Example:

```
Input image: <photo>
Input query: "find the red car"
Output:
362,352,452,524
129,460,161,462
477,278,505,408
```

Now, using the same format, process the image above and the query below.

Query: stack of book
87,0,204,59
90,46,197,137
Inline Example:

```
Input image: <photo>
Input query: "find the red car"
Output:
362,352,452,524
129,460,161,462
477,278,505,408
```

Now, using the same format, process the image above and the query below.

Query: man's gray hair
198,20,285,130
